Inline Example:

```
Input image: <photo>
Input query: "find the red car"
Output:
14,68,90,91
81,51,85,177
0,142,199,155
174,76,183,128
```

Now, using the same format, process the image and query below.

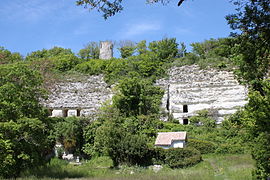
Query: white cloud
122,22,162,38
0,0,87,23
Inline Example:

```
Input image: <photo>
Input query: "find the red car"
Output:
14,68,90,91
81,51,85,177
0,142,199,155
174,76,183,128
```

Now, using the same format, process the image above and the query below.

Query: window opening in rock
63,109,68,117
77,109,81,117
183,118,189,125
183,105,188,113
48,109,53,116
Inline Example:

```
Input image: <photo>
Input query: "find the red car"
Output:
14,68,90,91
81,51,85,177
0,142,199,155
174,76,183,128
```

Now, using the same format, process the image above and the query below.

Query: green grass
19,154,254,180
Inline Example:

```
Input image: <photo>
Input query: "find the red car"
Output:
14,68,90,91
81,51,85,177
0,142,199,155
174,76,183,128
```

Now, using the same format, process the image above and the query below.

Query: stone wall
156,65,248,124
43,74,113,117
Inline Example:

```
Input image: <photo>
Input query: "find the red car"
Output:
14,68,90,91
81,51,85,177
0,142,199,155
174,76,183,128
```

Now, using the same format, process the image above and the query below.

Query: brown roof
155,132,187,146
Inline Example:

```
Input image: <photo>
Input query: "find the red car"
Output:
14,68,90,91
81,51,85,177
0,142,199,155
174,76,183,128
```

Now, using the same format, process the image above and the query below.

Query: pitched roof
155,132,187,146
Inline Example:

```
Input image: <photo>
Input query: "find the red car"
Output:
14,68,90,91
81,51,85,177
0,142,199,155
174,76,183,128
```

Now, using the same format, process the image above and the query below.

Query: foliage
103,58,129,83
76,0,183,19
118,40,136,58
107,132,151,166
0,46,22,64
74,59,106,75
243,81,270,178
26,47,73,61
136,40,147,55
78,42,99,59
0,63,53,178
51,117,85,154
191,38,236,59
83,105,164,166
189,110,216,128
148,38,178,60
226,0,270,178
187,139,216,154
227,0,270,92
52,54,81,72
155,147,202,168
0,63,46,120
113,76,163,116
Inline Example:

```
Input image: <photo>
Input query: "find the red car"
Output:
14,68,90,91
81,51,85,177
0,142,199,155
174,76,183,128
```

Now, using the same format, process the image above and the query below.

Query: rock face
99,41,113,60
43,75,113,117
156,65,248,124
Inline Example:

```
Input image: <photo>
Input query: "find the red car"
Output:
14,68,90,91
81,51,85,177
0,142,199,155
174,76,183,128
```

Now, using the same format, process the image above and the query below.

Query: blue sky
0,0,237,57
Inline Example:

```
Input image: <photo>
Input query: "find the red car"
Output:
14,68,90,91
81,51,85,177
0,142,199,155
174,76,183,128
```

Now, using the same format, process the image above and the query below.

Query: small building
155,132,187,149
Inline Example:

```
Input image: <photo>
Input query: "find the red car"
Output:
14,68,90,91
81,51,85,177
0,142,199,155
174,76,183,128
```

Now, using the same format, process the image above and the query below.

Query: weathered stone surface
99,41,113,60
43,75,113,117
156,65,248,124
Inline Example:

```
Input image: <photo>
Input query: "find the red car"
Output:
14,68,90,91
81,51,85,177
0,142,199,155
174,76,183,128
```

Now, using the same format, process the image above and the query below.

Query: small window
63,109,68,117
183,119,189,125
183,105,188,113
77,109,81,117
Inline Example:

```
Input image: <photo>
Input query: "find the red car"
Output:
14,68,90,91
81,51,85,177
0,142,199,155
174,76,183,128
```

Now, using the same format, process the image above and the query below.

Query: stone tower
99,41,113,59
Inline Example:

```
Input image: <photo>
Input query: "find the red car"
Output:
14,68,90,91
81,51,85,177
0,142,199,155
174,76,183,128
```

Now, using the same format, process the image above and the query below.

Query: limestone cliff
156,65,248,124
43,65,247,123
43,74,113,117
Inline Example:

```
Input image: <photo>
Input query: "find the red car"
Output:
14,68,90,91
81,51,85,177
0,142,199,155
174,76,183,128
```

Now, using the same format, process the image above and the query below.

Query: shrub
187,139,217,154
164,147,202,168
53,54,81,72
215,143,245,154
75,59,105,75
151,147,202,168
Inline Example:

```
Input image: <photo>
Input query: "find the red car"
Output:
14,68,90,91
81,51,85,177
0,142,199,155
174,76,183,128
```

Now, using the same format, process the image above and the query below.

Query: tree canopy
76,0,186,19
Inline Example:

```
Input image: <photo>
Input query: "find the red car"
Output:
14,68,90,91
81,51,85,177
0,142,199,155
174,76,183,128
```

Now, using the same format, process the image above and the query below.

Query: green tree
113,77,163,116
226,1,270,178
136,40,148,55
148,38,178,60
26,47,74,61
118,40,136,58
52,117,84,154
243,81,270,178
191,38,236,59
0,46,22,64
226,0,270,92
78,42,100,59
0,63,53,178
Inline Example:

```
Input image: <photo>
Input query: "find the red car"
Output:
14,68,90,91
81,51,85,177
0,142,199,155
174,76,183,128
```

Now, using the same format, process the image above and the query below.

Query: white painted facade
156,140,186,149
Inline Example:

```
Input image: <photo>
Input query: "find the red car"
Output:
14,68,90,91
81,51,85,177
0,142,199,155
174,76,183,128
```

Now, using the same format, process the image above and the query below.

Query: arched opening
183,105,188,113
183,118,189,125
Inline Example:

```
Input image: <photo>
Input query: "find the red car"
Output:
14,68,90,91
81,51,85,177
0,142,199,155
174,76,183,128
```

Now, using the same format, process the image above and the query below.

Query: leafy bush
187,139,217,154
53,54,81,72
75,59,105,75
113,76,163,116
189,110,216,128
151,147,202,168
52,117,85,154
215,143,245,154
164,147,202,168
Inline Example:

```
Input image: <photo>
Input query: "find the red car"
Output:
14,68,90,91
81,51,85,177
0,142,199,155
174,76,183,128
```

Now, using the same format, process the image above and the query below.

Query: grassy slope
20,154,254,180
